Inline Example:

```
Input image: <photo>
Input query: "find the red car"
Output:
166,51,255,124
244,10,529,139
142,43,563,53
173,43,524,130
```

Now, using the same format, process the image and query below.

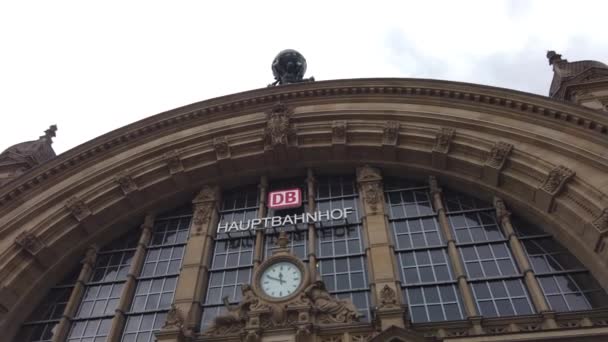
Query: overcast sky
1,1,607,155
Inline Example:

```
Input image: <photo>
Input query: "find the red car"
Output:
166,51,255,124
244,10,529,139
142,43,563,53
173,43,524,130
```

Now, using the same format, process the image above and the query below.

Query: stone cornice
1,78,607,208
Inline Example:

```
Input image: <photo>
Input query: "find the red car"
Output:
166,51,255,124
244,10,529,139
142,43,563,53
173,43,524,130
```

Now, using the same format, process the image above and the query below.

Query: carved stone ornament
332,120,347,144
493,197,511,222
65,196,91,221
164,150,184,174
264,102,294,148
428,176,441,195
361,182,382,215
541,165,575,194
193,202,213,229
163,304,184,330
486,142,513,169
193,185,219,204
213,136,230,159
356,165,382,183
382,121,400,145
379,285,398,308
593,208,608,233
81,245,98,266
15,231,44,255
433,128,455,153
202,234,361,338
114,172,138,195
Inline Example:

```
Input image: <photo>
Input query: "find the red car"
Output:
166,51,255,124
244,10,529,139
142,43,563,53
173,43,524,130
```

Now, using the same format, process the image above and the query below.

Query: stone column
106,213,155,342
356,165,405,329
306,168,318,278
254,176,268,267
493,197,557,329
428,177,479,324
52,245,98,342
160,185,221,340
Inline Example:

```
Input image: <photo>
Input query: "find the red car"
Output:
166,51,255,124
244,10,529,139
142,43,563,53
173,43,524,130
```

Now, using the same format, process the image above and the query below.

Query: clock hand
266,275,285,283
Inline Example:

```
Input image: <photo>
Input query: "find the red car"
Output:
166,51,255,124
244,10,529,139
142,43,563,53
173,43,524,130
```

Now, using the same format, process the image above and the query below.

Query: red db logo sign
268,188,302,209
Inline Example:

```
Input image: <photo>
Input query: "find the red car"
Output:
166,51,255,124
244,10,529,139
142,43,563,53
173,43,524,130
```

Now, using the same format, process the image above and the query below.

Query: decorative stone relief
486,142,513,169
65,196,91,221
193,203,213,234
379,285,398,308
114,172,138,195
15,231,44,255
213,136,230,160
163,304,184,330
81,245,98,266
264,102,294,148
593,208,608,233
429,176,441,195
540,165,575,194
493,197,511,222
361,182,382,215
193,185,219,204
332,120,347,144
382,121,400,145
356,165,382,183
164,150,184,174
433,128,455,154
202,281,360,337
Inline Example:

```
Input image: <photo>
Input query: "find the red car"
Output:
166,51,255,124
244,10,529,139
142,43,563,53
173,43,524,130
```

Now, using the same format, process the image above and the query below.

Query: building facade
2,53,608,342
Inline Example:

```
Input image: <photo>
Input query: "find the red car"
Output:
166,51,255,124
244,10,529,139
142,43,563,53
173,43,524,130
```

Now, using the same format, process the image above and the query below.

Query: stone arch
1,78,607,340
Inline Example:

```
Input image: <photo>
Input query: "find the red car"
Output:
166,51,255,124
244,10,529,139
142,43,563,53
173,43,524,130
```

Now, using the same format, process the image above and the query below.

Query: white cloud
0,0,607,154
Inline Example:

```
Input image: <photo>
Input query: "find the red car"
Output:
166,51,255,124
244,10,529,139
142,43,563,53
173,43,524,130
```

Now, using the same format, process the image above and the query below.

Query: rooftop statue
269,49,315,87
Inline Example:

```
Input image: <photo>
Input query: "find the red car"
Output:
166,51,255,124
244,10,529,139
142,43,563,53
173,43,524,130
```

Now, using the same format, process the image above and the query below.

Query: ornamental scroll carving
114,172,138,195
15,231,44,255
264,102,295,148
541,165,574,194
202,281,360,337
65,196,91,221
486,142,513,169
433,128,454,154
382,121,400,145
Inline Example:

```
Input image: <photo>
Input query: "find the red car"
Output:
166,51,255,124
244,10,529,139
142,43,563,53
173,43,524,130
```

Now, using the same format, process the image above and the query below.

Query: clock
260,260,302,299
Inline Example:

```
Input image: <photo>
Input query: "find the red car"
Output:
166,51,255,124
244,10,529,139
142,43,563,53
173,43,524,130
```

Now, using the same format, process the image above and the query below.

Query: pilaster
493,197,557,329
356,165,405,329
306,169,319,279
428,176,479,319
106,213,155,342
166,185,221,337
52,244,98,342
254,176,269,267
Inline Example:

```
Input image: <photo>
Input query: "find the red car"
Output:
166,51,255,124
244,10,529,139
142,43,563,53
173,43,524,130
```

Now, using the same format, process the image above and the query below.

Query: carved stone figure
163,304,184,330
493,197,511,222
193,202,212,228
541,165,574,194
81,245,98,266
361,182,381,215
213,136,230,159
269,49,315,86
428,176,441,195
332,121,347,143
305,281,361,324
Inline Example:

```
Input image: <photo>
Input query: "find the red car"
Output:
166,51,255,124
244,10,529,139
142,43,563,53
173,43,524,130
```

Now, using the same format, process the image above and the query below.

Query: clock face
260,261,302,299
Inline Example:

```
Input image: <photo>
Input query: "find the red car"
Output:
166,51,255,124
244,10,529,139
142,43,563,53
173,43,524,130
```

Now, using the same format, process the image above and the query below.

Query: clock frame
253,253,310,303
